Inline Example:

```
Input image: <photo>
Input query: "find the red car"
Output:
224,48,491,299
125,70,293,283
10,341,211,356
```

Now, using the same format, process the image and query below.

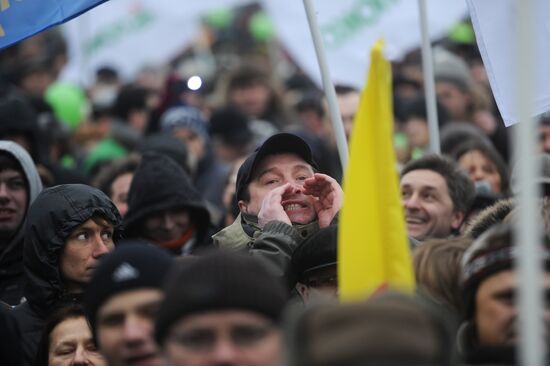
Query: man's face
239,153,316,225
0,168,28,239
172,128,206,161
164,310,282,366
97,289,164,366
336,92,360,141
111,173,133,217
538,124,550,154
229,82,271,119
60,218,114,288
404,117,429,149
400,169,463,240
474,270,550,347
296,266,338,304
144,208,191,244
435,81,471,121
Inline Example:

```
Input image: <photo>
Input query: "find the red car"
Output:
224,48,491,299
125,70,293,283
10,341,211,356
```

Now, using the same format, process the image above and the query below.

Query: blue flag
0,0,109,50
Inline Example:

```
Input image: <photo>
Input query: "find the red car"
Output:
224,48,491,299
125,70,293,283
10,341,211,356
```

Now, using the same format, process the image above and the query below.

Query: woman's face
458,150,502,193
49,316,106,366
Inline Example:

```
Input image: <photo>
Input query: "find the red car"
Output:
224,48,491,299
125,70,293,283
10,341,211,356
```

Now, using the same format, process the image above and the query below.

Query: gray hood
0,141,42,275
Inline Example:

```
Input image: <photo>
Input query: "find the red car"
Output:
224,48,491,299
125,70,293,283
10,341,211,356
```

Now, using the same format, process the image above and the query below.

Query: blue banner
0,0,109,50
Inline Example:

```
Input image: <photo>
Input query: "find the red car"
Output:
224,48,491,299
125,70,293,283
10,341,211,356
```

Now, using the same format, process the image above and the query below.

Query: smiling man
13,184,121,366
400,154,475,241
212,133,343,288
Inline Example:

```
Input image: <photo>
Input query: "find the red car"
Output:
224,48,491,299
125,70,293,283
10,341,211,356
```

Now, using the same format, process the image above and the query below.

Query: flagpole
417,0,440,154
302,0,349,169
515,0,545,364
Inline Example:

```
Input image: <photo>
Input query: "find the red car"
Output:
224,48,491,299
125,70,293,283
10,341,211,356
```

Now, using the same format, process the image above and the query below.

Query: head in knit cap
460,224,550,352
292,225,338,304
123,152,210,255
85,241,174,366
155,251,287,366
433,47,476,122
160,106,209,168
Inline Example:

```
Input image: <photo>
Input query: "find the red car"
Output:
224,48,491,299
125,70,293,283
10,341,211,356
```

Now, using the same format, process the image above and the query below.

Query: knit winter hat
461,224,550,319
434,47,473,92
84,241,174,340
155,251,288,345
160,106,208,139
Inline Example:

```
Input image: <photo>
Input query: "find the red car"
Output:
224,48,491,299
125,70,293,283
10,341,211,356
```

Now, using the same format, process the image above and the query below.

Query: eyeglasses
169,324,275,352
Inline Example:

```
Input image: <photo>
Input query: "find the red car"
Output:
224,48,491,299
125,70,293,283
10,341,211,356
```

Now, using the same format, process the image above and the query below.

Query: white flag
467,0,550,126
61,0,250,85
263,0,468,89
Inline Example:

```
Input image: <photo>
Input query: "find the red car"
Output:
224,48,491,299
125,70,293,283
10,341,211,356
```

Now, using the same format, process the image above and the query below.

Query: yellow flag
338,40,415,302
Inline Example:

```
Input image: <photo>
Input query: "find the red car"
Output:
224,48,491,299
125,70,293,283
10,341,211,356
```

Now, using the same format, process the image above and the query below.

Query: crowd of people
0,8,549,366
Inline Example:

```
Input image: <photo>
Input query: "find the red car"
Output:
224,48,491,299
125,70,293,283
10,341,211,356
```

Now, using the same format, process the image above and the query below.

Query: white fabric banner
61,0,250,85
61,0,467,88
264,0,468,89
467,0,550,126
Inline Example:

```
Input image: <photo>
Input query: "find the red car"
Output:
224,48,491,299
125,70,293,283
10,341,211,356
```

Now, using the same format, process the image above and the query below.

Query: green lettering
84,10,155,56
321,0,399,49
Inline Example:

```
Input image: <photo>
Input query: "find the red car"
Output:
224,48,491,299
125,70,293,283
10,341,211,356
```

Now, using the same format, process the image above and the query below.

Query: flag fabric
467,0,550,126
338,39,415,302
263,0,467,89
0,0,109,50
60,0,467,87
60,0,249,85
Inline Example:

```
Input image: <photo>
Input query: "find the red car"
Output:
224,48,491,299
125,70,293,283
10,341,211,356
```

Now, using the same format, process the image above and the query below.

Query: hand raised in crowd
303,173,343,228
258,183,295,228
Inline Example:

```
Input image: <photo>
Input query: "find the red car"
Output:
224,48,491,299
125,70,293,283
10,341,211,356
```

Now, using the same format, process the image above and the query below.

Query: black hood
124,152,210,246
23,184,122,316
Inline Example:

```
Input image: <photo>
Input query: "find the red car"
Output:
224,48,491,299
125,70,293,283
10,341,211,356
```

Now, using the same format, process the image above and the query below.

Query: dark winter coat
124,153,211,253
12,184,121,366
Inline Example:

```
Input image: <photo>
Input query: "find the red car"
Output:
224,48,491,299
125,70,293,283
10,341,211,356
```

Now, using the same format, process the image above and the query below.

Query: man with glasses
155,251,287,366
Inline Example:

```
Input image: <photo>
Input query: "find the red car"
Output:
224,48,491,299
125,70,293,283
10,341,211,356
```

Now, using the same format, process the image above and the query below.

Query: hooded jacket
212,213,320,289
13,184,121,366
0,141,42,305
124,153,211,254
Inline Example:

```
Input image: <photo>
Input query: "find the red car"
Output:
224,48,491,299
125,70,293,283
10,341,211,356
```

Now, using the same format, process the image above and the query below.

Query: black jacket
0,304,22,366
13,184,121,366
124,153,211,254
0,141,43,305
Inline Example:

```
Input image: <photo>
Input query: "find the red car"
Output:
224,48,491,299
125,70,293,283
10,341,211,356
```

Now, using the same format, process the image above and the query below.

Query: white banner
61,0,250,85
467,0,550,126
61,0,467,88
264,0,468,89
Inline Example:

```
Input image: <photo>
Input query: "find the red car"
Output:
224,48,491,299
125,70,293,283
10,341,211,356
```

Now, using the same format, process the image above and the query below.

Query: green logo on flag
84,9,155,56
320,0,398,49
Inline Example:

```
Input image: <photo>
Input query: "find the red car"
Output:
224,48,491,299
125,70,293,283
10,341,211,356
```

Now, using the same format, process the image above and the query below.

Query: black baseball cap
235,133,318,201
